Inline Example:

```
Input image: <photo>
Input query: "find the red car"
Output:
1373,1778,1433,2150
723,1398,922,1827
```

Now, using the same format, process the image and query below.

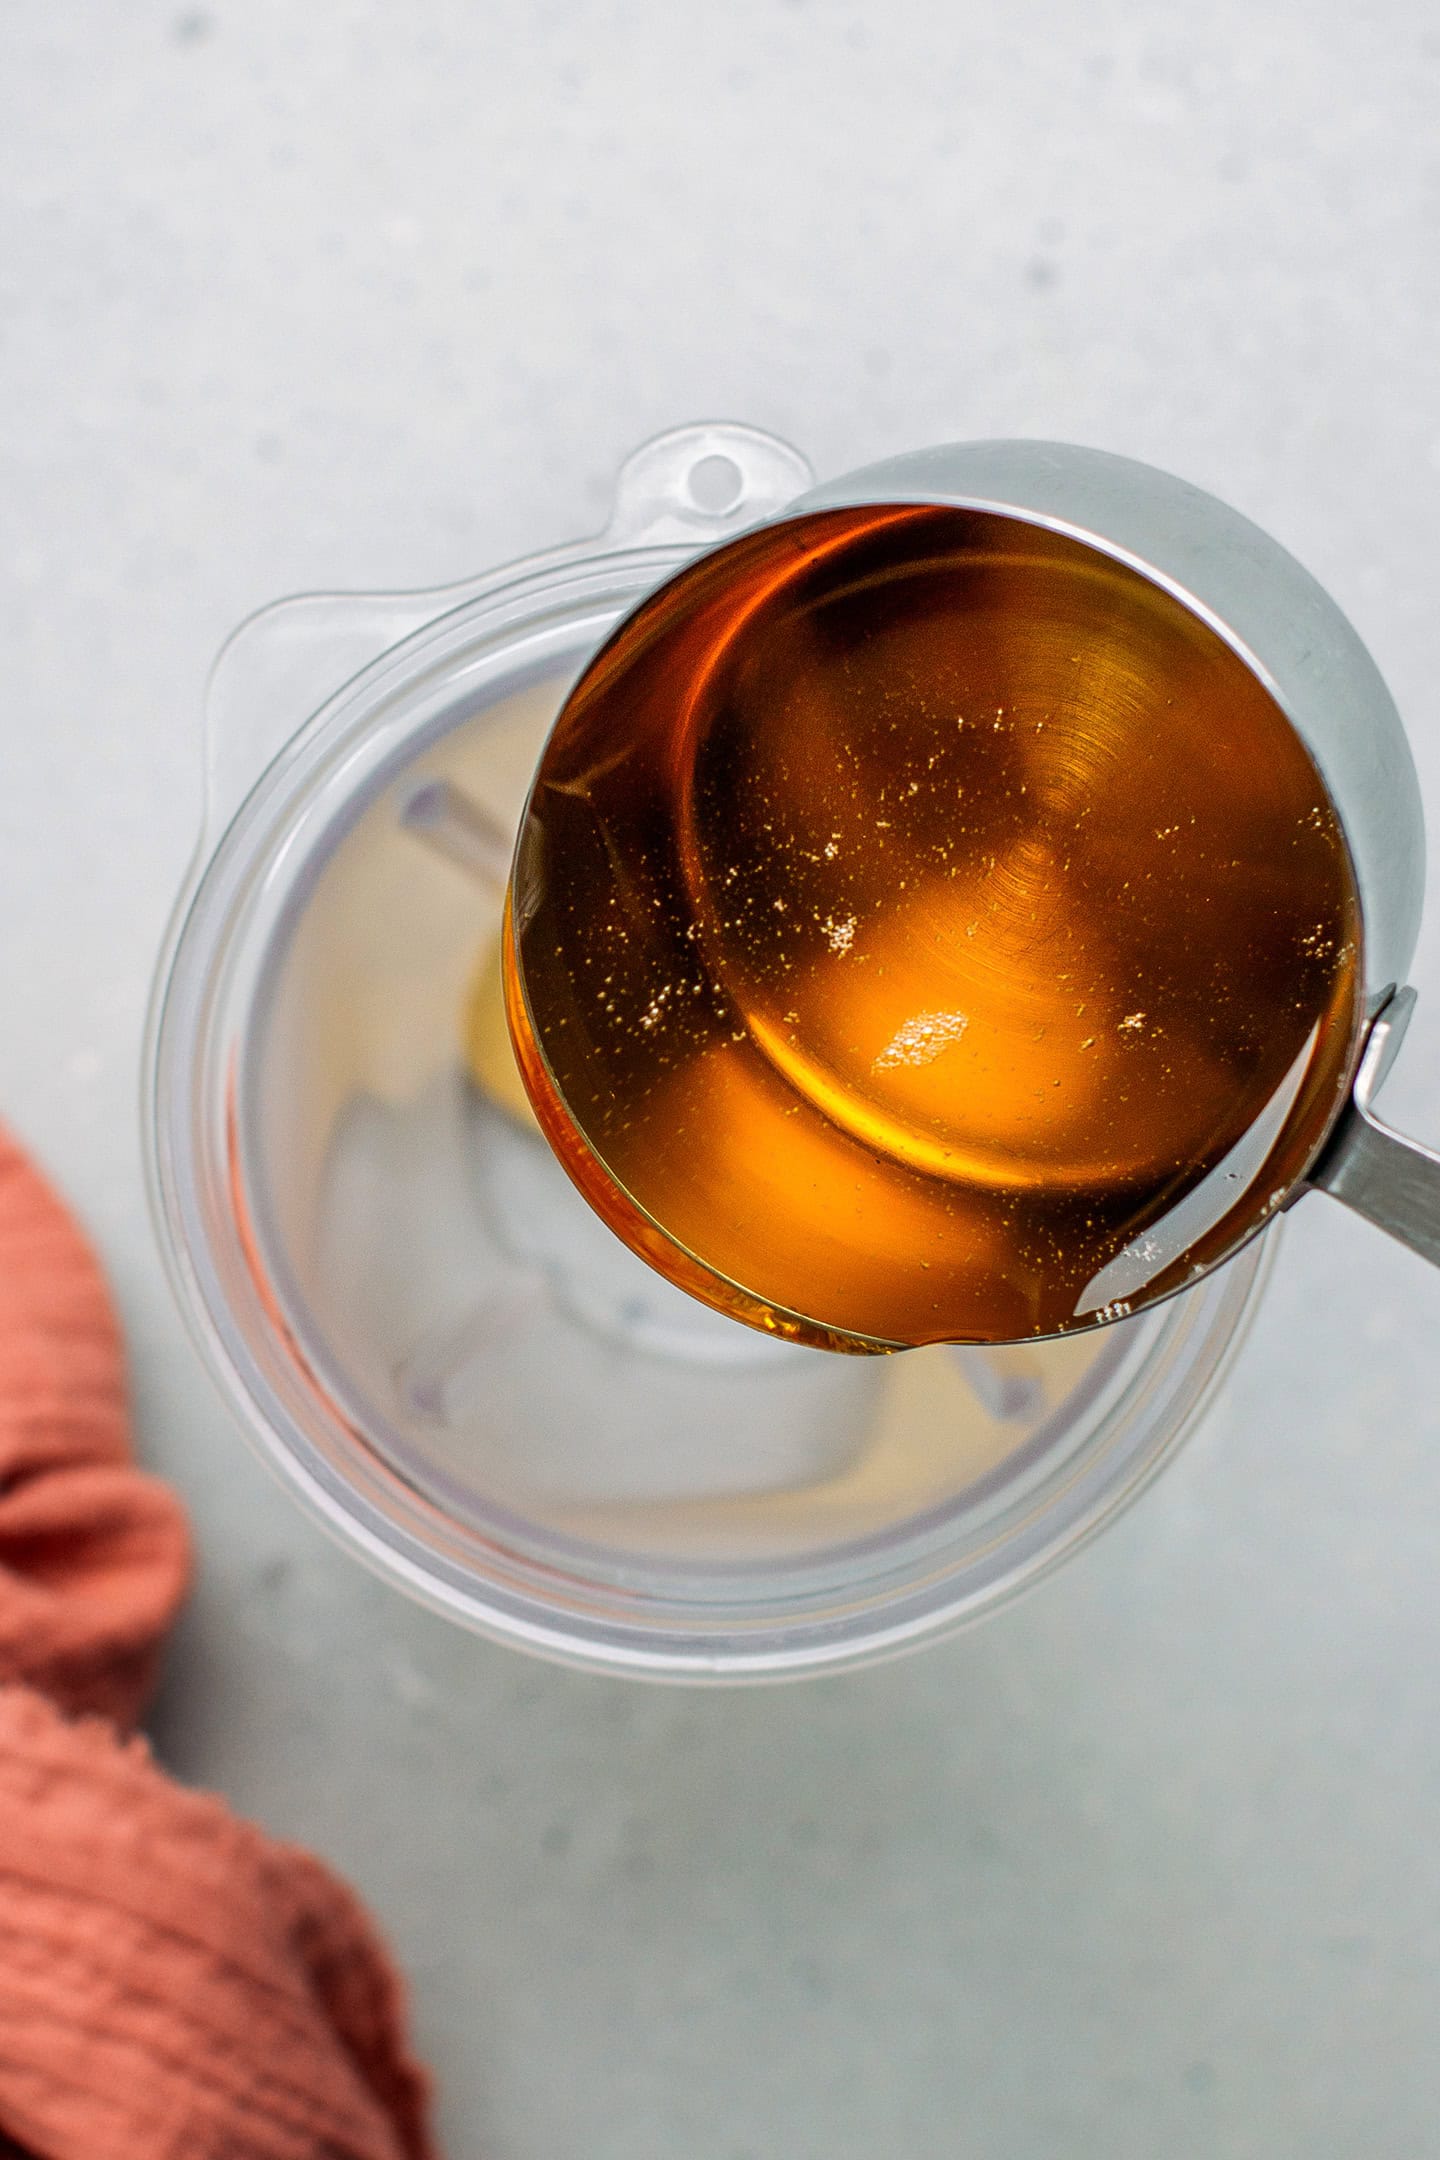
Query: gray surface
4,2,1440,2154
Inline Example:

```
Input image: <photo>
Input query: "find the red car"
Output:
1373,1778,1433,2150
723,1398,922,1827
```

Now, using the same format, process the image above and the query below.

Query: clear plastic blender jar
145,423,1272,1680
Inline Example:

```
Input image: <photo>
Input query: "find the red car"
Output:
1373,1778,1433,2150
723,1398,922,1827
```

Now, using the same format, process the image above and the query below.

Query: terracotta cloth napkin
0,1128,438,2160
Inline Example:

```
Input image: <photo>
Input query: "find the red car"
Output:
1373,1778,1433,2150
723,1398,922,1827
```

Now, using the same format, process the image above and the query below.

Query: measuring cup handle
1316,1115,1440,1266
1310,988,1440,1268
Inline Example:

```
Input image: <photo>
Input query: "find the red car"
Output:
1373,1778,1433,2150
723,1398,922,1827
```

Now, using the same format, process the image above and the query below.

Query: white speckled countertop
5,3,1440,2152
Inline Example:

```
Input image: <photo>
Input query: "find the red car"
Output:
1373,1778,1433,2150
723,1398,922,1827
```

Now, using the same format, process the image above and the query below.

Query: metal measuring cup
792,442,1440,1262
498,441,1439,1345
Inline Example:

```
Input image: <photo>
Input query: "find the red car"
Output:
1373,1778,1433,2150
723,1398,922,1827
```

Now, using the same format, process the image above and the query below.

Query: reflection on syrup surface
507,505,1362,1348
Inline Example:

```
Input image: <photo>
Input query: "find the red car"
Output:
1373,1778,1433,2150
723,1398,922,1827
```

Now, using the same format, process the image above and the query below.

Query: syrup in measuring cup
505,505,1363,1348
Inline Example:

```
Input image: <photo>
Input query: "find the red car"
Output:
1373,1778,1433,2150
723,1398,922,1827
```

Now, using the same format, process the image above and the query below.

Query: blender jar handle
1309,987,1440,1267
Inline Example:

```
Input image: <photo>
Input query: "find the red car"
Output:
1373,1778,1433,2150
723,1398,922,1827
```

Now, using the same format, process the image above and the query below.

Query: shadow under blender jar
144,422,1433,1680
